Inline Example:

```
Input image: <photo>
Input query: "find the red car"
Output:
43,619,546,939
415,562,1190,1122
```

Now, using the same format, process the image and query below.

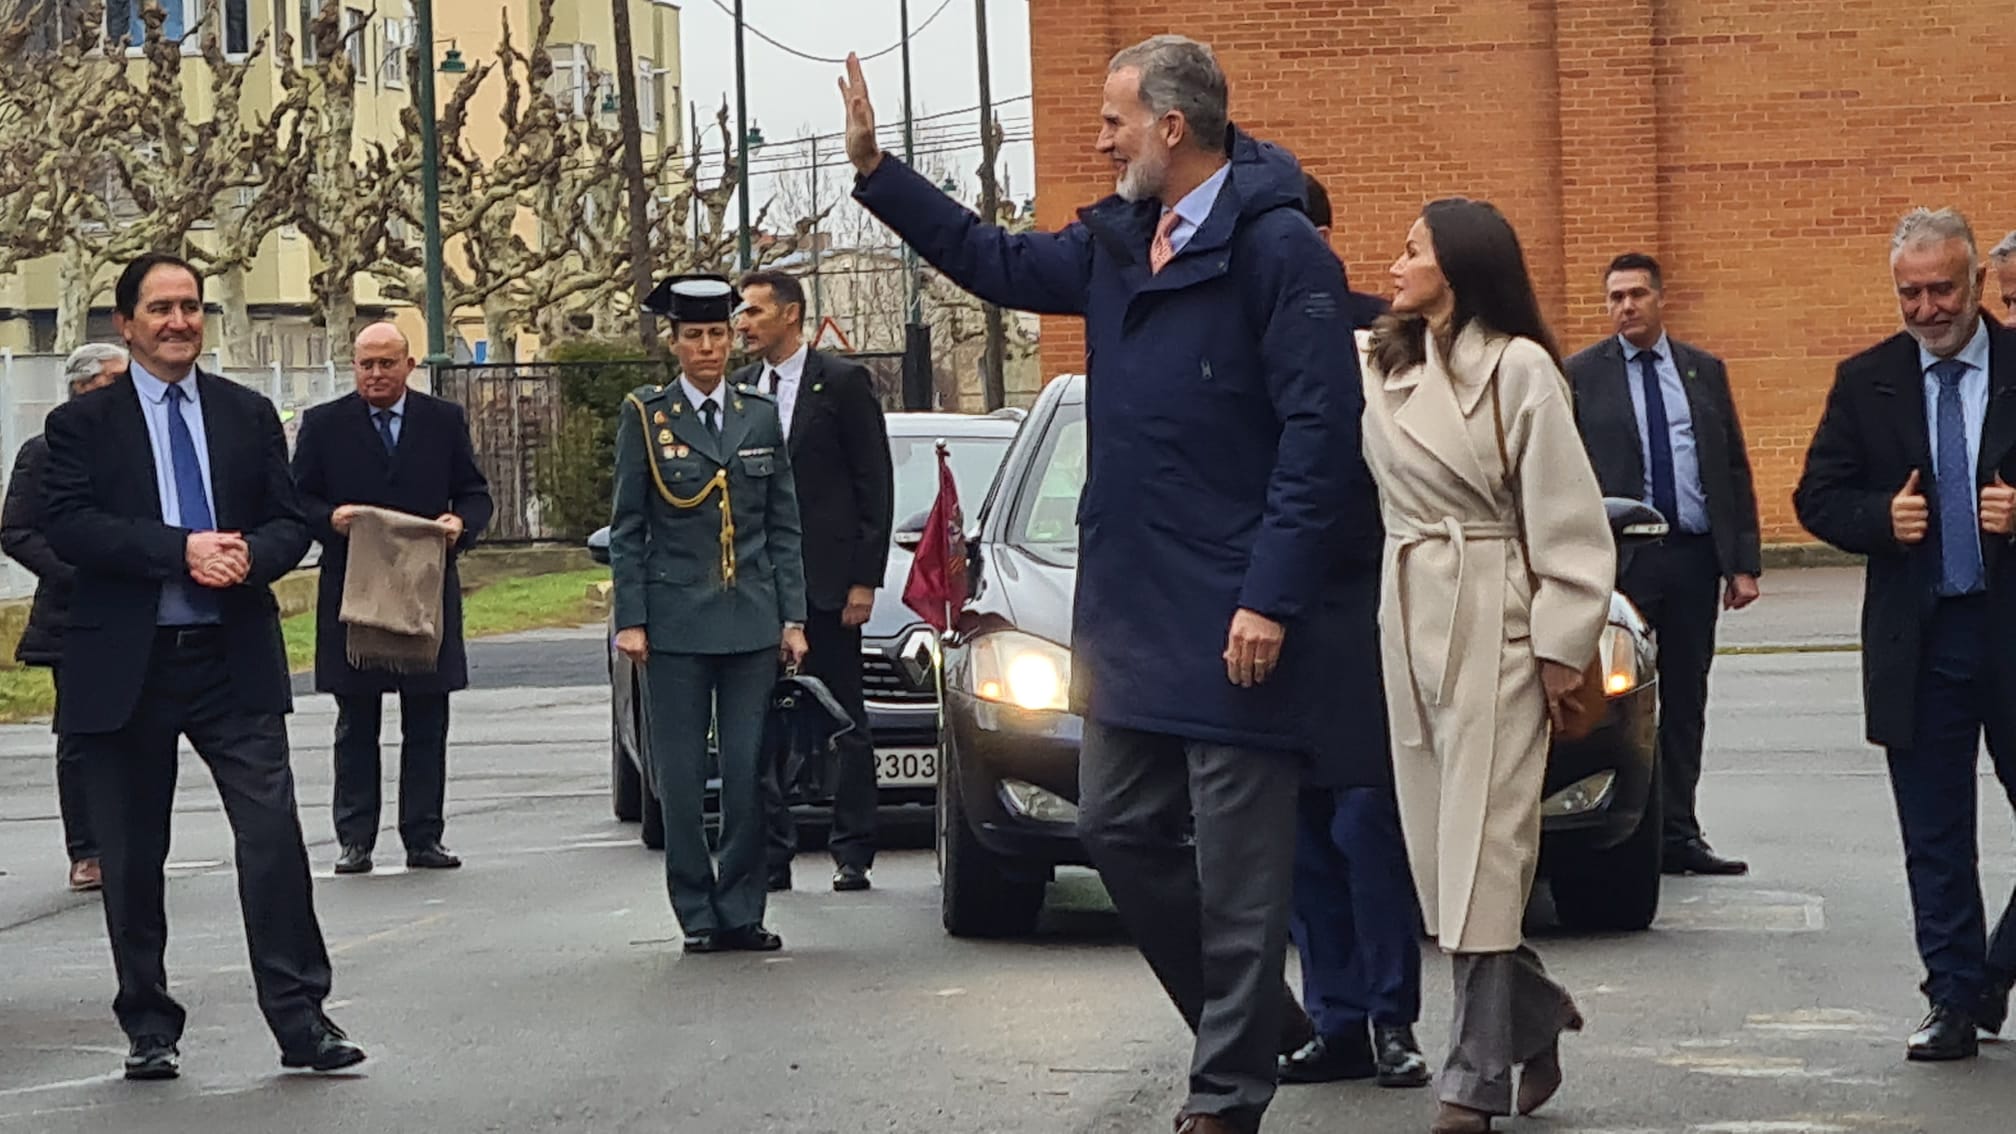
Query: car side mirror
964,531,984,589
893,509,930,550
1603,497,1666,577
587,525,611,567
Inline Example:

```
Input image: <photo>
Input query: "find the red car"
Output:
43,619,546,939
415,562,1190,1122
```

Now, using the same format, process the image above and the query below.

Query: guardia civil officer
610,275,810,954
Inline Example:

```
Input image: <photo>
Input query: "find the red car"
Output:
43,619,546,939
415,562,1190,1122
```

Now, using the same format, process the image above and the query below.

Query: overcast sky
677,0,1037,218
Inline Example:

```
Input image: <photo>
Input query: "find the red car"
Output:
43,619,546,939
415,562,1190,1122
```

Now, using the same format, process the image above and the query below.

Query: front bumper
1538,679,1659,854
941,688,1088,867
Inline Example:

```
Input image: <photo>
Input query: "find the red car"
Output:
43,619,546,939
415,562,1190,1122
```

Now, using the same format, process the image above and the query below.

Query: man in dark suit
1275,172,1429,1089
732,269,894,894
1796,207,2016,1062
40,253,363,1080
1,342,124,892
291,321,493,875
1565,252,1762,877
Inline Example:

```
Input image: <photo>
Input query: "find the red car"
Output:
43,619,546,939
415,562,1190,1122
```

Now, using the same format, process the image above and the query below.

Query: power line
708,0,958,66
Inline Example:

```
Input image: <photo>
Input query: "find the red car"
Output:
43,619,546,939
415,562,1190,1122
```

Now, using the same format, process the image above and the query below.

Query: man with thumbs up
1797,207,2016,1063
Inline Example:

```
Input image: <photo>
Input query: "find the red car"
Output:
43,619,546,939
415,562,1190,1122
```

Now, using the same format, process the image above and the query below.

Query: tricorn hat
642,274,738,323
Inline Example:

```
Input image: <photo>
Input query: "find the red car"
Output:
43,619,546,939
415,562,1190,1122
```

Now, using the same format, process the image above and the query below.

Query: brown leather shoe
1174,1114,1241,1134
1429,1102,1492,1133
1516,1046,1562,1115
68,858,101,892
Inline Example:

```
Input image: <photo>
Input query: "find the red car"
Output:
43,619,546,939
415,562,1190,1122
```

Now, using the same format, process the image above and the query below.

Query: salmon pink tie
1149,208,1180,274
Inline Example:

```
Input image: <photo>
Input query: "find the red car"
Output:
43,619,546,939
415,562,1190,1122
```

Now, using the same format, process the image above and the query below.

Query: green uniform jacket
609,379,808,655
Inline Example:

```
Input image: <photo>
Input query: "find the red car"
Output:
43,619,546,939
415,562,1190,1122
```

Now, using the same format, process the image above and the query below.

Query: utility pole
974,0,1006,410
413,0,448,364
734,0,752,269
610,0,658,351
810,133,823,328
899,0,919,325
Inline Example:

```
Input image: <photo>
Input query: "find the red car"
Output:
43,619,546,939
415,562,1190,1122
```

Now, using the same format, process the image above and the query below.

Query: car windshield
1006,398,1085,561
891,432,1013,533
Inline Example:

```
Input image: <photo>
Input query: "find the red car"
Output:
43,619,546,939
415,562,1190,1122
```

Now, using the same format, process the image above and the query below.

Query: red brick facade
1025,2,2016,542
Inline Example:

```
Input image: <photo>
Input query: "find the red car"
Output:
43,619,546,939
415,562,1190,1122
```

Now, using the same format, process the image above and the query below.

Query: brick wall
1025,1,2016,542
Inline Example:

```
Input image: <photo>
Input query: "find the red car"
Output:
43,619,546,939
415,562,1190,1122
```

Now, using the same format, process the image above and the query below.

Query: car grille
862,652,935,704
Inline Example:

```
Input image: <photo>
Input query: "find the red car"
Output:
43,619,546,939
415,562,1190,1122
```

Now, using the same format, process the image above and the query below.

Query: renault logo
899,629,938,689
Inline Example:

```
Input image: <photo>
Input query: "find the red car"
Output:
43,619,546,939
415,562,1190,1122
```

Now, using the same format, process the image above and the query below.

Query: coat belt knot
1389,517,1519,745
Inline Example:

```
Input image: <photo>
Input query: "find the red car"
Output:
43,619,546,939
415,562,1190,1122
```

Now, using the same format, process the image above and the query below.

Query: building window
548,43,596,116
636,58,658,130
298,0,318,61
343,7,365,78
381,17,408,86
103,0,248,53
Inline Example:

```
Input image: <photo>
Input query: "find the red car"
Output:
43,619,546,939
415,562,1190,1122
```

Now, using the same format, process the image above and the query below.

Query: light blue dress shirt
1919,316,1992,532
130,363,221,626
1159,162,1231,257
1621,332,1710,535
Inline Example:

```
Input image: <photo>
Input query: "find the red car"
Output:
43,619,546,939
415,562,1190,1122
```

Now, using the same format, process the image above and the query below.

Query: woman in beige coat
1359,198,1615,1134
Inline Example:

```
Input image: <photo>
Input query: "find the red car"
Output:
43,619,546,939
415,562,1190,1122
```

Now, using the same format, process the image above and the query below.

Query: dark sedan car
589,409,1023,849
937,373,1668,938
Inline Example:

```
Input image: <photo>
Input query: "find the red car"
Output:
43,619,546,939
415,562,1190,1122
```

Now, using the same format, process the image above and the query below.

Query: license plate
875,747,938,787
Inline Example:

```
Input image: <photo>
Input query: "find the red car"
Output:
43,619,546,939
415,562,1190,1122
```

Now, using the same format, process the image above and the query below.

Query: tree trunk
212,265,257,367
54,234,95,354
323,277,357,365
483,295,517,363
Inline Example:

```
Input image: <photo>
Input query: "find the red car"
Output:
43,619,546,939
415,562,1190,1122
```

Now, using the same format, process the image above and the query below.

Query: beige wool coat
1359,322,1615,953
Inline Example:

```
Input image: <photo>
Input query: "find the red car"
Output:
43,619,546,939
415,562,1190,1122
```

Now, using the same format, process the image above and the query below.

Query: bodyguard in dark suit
844,40,1354,1132
1,342,125,892
291,322,493,875
1275,174,1428,1090
732,268,894,894
612,275,810,954
40,253,363,1080
1566,252,1761,877
1795,208,2016,1062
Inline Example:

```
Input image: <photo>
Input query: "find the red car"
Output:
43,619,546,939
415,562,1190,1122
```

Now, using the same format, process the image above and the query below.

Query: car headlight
1595,624,1640,697
969,630,1072,712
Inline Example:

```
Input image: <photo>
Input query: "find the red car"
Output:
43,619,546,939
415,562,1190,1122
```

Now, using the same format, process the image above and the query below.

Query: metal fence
0,352,437,600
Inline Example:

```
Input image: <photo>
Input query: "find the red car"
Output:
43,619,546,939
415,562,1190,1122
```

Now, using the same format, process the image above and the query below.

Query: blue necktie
700,400,720,438
375,408,397,454
1933,359,1984,596
1636,350,1680,527
165,383,220,619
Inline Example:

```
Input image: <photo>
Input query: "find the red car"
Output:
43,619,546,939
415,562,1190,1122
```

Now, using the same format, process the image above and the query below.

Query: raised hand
1981,474,2015,536
1892,469,1928,545
838,53,883,177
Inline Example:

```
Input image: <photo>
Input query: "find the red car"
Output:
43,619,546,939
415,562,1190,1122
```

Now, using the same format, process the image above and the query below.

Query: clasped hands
186,531,249,589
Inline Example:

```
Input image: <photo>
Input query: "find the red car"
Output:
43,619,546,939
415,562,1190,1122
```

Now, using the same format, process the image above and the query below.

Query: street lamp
413,0,453,365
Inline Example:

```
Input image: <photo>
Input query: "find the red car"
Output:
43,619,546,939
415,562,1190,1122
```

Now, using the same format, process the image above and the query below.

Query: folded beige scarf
341,505,449,674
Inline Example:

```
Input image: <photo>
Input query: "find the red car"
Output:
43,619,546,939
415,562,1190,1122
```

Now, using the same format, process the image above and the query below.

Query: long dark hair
1367,197,1560,376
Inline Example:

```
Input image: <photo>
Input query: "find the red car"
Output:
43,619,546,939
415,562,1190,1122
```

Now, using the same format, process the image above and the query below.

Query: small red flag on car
902,441,968,634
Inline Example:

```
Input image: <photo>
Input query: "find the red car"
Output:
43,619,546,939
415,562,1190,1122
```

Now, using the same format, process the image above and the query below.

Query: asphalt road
5,592,2016,1133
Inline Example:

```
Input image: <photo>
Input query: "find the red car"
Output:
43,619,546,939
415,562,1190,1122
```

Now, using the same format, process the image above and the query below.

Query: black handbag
762,672,858,805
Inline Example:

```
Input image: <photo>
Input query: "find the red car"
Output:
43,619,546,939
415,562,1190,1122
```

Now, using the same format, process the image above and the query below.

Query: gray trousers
1439,945,1580,1114
1078,720,1301,1132
646,648,775,937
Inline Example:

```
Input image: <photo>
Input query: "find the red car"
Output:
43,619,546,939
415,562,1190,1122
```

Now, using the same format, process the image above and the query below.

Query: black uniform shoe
280,1018,367,1072
1978,970,2013,1037
405,844,461,870
722,924,784,952
1662,838,1748,876
767,866,793,892
832,864,870,892
334,846,373,875
1374,1024,1432,1087
1907,1006,1979,1061
1277,1034,1375,1084
682,933,725,954
124,1035,180,1081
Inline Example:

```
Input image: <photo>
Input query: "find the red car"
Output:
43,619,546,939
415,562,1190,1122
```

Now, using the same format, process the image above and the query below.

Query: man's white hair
63,343,127,392
1990,230,2016,266
1891,207,1979,276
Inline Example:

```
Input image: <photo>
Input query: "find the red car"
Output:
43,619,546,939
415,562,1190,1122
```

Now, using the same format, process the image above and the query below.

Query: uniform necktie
700,399,720,439
165,382,220,618
1636,350,1680,528
374,408,397,454
1149,209,1180,274
1933,359,1984,595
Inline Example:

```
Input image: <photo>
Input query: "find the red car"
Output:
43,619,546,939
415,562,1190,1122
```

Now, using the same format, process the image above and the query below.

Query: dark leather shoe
1277,994,1316,1056
767,866,793,892
1430,1102,1493,1134
1174,1114,1241,1134
832,864,870,892
723,924,784,952
334,846,373,875
1907,1005,1979,1061
280,1018,366,1072
1278,1033,1375,1083
1374,1024,1432,1088
405,844,461,870
682,933,725,954
1662,838,1748,876
124,1034,179,1081
1516,1045,1563,1115
1978,971,2012,1037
